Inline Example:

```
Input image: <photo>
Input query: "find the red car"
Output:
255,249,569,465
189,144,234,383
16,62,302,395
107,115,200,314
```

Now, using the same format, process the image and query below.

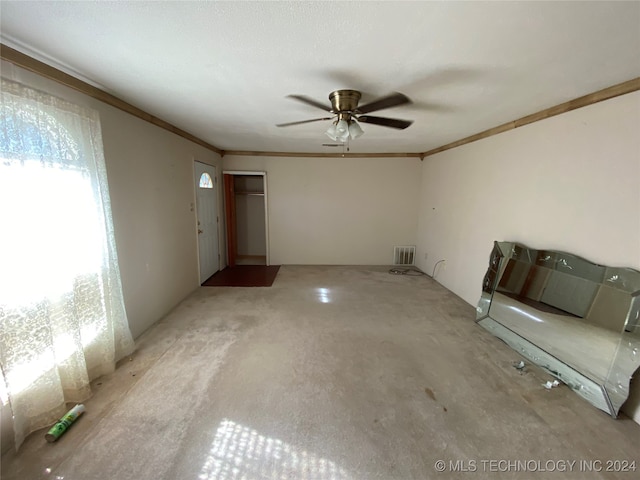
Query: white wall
100,113,223,338
1,61,224,339
415,90,640,420
223,156,422,265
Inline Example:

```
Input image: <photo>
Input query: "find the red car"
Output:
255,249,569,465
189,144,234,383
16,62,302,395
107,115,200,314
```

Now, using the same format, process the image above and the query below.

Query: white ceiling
1,1,639,154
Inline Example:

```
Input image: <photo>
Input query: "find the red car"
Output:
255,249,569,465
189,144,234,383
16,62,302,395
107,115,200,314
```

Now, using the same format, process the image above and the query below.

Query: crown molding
420,77,640,158
222,151,422,159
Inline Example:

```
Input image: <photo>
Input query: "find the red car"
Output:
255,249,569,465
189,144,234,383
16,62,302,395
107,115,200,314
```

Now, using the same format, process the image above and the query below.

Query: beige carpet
2,266,639,479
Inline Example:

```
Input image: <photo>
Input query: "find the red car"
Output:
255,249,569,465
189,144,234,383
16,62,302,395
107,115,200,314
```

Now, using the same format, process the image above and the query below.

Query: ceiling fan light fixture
325,122,338,141
349,120,364,139
335,118,350,142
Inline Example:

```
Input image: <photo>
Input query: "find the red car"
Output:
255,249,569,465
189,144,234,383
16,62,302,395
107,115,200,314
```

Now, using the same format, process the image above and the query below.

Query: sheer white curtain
0,78,134,449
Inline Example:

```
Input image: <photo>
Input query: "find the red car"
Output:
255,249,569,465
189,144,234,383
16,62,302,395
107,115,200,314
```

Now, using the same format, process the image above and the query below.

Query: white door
195,161,219,283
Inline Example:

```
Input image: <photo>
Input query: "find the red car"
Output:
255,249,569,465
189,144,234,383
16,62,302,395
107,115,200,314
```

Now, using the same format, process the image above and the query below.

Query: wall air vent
393,245,416,266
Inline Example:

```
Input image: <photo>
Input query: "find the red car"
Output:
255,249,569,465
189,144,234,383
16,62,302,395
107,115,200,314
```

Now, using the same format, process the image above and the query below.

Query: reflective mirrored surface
477,241,640,416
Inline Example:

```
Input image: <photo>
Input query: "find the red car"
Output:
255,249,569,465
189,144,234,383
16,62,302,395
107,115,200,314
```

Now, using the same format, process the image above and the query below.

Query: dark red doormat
202,265,280,287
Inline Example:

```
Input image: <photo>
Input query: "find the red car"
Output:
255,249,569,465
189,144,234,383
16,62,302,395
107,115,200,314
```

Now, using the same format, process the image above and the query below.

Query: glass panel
199,172,213,189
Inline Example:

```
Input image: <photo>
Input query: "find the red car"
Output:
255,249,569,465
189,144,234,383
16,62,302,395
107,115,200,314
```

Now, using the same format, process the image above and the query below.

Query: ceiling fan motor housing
329,90,361,114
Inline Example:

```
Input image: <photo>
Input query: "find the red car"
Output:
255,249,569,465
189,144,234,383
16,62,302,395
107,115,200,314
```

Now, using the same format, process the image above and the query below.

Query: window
199,172,213,188
0,77,134,449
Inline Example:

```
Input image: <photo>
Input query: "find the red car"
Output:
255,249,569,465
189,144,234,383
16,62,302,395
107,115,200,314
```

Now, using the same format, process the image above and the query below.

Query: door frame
194,160,221,282
222,170,270,266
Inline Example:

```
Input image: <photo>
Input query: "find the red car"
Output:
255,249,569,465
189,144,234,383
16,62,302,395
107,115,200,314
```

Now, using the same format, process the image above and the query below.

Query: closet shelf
235,191,265,196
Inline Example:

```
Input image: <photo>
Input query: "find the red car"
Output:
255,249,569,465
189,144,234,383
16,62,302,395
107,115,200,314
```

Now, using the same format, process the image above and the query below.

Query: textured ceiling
1,1,639,154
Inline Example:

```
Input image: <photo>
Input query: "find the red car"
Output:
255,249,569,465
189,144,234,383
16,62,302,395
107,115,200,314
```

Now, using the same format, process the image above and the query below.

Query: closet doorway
223,171,269,267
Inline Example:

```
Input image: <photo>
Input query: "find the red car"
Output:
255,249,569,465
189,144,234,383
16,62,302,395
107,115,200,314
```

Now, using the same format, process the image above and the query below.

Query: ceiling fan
276,90,414,142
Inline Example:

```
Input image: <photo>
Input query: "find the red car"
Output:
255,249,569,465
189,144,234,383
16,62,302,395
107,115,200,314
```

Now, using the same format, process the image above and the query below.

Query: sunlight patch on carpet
199,419,352,480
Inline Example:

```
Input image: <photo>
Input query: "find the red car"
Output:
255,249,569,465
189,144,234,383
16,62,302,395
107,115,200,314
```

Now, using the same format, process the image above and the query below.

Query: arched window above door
199,172,213,188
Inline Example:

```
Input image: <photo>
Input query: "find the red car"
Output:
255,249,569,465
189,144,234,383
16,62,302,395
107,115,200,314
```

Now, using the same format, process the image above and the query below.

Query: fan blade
357,92,411,114
357,115,413,130
287,95,333,112
276,117,332,127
